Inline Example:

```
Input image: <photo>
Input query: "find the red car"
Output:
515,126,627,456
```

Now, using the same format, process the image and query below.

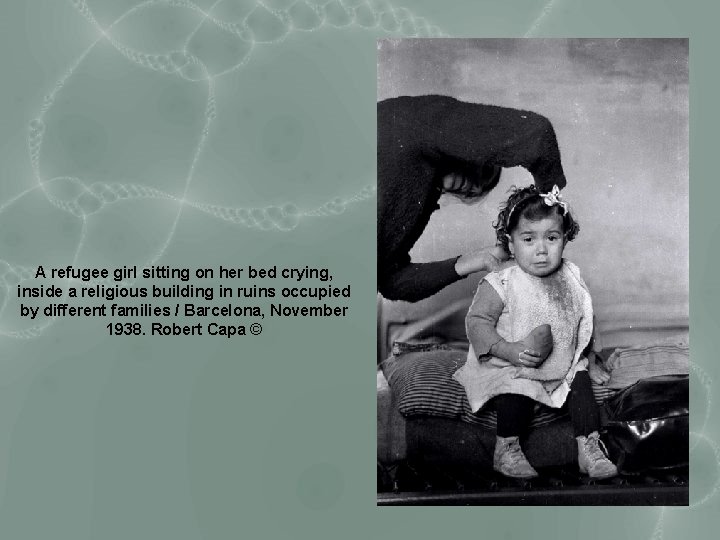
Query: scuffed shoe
577,431,618,479
493,436,538,478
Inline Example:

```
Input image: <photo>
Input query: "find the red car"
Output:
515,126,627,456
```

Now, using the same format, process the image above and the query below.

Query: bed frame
376,282,689,506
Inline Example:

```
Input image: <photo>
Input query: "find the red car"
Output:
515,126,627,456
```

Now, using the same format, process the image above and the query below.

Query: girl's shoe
493,436,538,478
576,431,618,479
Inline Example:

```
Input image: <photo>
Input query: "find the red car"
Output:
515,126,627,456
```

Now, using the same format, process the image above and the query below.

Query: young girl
453,185,617,479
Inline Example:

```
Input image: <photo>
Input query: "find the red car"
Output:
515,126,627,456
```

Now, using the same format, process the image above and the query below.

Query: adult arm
378,256,461,303
377,96,567,303
411,96,567,191
378,248,504,302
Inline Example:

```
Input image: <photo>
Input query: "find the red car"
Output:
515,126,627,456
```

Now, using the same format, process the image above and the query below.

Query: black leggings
493,370,599,438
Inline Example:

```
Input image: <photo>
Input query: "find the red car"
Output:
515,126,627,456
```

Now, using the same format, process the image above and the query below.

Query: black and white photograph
376,38,689,506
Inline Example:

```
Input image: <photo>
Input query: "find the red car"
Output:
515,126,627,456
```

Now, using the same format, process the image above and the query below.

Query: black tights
493,371,599,438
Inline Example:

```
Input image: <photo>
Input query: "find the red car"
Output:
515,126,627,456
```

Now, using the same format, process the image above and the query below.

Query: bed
376,275,689,506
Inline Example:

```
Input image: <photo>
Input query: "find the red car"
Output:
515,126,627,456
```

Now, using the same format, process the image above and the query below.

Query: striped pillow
381,344,567,429
606,341,689,390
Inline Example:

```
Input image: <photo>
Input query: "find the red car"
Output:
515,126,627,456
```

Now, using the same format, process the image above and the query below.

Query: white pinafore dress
453,260,594,411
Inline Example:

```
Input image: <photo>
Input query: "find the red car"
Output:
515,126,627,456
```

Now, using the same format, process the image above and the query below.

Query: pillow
381,344,567,429
605,339,689,390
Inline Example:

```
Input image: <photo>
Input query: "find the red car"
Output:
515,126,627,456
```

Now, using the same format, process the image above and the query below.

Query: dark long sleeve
378,95,567,303
378,255,460,303
414,97,567,192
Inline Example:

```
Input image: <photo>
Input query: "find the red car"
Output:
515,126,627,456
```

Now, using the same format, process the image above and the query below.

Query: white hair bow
541,185,568,215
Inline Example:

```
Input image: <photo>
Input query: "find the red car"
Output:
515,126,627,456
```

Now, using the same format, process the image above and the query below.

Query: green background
0,1,714,539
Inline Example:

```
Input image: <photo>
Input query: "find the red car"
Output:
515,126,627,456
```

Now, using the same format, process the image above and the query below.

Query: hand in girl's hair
454,245,509,277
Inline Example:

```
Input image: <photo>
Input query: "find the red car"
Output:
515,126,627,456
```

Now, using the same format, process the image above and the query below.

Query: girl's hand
519,324,553,361
508,342,544,368
588,353,611,385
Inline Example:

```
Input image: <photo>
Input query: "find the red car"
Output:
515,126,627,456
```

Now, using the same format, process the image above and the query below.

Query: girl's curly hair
493,185,580,255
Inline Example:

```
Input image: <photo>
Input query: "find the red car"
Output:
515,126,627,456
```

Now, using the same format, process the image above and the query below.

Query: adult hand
454,246,509,277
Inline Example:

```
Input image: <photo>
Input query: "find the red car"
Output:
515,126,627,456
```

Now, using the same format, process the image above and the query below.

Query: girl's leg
492,393,537,478
567,370,600,437
494,393,535,437
569,371,618,478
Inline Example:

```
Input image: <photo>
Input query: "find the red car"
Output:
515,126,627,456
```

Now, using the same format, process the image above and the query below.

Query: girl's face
508,213,566,277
